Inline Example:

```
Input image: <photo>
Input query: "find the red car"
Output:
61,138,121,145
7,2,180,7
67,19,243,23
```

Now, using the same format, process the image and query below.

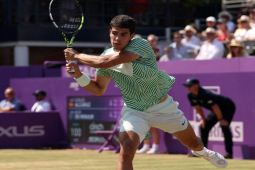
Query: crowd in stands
140,9,255,62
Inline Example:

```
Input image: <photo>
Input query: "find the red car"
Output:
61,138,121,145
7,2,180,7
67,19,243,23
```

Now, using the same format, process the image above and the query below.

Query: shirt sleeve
96,68,110,77
124,38,155,59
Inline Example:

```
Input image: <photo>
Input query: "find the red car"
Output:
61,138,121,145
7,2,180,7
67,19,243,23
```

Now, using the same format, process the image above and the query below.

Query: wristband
74,72,91,87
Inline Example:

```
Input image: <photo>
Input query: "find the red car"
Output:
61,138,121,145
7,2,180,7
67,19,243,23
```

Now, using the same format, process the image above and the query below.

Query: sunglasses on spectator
231,46,239,49
6,92,14,95
241,21,248,23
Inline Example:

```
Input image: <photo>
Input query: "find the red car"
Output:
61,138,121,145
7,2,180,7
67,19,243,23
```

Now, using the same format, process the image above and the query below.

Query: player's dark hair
110,15,136,35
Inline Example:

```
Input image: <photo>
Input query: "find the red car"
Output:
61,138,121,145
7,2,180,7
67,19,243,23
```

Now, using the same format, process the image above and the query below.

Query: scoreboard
67,96,123,145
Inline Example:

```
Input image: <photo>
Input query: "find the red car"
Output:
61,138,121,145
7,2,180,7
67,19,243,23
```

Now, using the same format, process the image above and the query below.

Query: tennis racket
49,0,84,73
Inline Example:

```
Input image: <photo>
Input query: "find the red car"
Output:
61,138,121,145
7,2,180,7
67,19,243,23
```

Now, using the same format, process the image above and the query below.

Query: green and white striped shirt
96,38,175,111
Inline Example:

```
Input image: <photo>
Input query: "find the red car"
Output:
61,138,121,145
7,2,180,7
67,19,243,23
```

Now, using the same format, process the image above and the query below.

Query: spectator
183,78,235,159
206,16,217,28
181,25,201,46
196,28,224,60
171,31,198,59
218,11,236,32
159,46,182,61
216,18,232,42
31,90,51,112
249,8,255,29
152,47,160,61
234,15,251,41
147,34,163,56
0,87,22,112
226,39,249,59
201,16,217,39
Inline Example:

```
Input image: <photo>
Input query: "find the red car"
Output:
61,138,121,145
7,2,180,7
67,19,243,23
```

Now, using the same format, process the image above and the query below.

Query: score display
67,96,123,145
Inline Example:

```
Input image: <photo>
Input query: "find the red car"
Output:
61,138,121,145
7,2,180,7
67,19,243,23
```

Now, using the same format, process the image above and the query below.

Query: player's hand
219,119,229,126
64,48,79,61
200,119,206,128
66,62,82,78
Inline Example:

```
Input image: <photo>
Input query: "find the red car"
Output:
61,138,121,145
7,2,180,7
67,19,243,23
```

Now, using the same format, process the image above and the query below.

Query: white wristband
74,72,91,87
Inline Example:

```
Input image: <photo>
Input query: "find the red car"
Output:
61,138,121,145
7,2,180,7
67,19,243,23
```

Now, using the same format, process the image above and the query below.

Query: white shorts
119,95,188,143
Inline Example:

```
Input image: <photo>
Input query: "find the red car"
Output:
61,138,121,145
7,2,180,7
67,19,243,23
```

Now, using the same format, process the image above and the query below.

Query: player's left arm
64,49,140,69
211,104,229,126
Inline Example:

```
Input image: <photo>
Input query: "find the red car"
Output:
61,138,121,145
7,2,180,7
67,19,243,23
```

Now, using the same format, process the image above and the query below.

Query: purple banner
0,111,66,149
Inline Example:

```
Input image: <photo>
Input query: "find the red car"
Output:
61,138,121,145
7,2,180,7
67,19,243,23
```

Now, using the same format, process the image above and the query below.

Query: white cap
206,16,216,22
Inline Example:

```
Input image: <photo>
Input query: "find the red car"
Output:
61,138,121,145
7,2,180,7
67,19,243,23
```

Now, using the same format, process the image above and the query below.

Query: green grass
0,149,254,170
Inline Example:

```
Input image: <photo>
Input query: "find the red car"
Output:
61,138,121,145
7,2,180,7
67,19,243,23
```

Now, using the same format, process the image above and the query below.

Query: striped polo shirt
96,38,175,111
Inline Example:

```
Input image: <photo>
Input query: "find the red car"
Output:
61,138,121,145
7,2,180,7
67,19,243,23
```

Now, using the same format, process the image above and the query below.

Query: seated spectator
0,87,22,112
147,34,164,56
181,25,201,46
171,31,199,59
201,16,217,39
249,8,255,29
31,90,51,112
159,46,182,61
234,15,251,41
218,11,236,32
226,39,249,59
152,47,160,61
216,18,232,42
196,28,224,60
206,16,217,28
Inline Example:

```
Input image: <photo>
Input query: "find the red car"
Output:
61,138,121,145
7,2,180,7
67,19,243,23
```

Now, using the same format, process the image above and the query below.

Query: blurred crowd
139,9,255,62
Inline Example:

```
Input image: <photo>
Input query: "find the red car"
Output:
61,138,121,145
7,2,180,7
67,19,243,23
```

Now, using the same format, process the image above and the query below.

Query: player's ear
109,29,112,35
130,33,135,39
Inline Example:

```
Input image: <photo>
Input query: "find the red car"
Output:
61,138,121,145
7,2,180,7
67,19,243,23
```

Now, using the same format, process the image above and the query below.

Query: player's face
109,27,134,51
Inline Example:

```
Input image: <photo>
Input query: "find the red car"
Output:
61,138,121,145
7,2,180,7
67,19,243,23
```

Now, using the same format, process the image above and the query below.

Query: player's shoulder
128,38,150,47
101,47,114,56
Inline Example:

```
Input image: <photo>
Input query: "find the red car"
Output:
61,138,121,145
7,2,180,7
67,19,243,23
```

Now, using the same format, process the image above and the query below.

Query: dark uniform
187,87,235,156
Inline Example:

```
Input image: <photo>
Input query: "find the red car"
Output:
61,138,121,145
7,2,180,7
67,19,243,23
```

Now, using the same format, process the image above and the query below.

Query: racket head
49,0,84,34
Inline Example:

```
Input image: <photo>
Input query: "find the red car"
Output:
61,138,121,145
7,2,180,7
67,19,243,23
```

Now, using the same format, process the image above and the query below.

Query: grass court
0,149,254,170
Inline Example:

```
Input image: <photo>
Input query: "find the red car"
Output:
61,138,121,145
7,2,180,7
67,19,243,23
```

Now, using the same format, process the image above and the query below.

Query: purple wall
0,66,43,100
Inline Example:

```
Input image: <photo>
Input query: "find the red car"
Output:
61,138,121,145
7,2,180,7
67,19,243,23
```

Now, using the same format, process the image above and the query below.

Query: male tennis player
64,15,227,170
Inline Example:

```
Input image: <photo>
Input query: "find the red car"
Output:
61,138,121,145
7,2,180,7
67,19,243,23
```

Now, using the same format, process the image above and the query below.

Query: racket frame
49,0,84,73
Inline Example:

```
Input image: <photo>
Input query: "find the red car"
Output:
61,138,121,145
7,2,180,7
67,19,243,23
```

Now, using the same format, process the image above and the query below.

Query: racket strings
51,0,82,33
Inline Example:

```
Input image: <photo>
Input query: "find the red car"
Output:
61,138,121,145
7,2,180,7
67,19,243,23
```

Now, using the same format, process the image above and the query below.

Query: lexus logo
0,125,45,137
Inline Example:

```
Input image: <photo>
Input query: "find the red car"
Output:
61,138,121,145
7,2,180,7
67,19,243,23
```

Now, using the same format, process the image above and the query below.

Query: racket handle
68,60,75,73
67,47,75,73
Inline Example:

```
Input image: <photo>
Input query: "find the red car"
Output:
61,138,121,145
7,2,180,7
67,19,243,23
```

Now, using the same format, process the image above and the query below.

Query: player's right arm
66,63,111,96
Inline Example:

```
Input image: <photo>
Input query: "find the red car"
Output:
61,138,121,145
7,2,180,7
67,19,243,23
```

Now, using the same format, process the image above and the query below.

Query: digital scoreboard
67,96,123,145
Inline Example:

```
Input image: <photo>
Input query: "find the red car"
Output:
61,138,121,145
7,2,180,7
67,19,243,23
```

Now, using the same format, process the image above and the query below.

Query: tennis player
64,15,227,170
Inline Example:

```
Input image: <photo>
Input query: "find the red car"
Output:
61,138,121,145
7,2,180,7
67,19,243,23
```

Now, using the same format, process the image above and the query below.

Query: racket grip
68,60,75,73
